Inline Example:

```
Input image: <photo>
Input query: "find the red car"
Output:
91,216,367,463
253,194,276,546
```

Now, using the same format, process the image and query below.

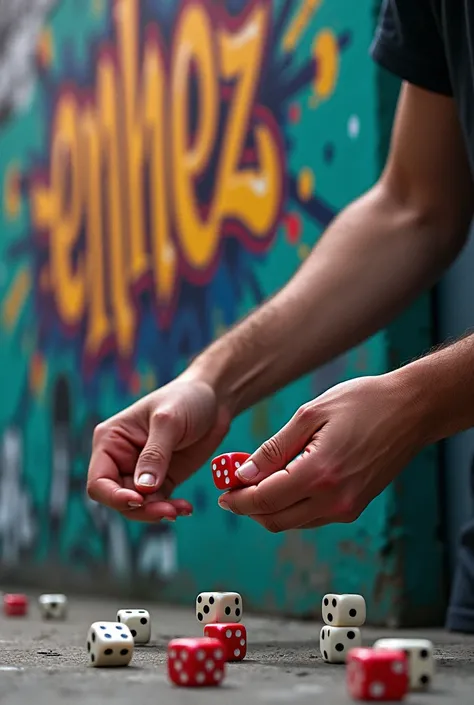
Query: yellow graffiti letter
82,108,110,356
97,57,135,357
218,2,283,237
171,3,219,269
31,92,85,326
117,0,149,283
143,35,177,304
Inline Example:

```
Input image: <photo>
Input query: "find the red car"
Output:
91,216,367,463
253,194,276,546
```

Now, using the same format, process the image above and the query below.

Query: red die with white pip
204,623,247,661
211,452,250,490
167,637,226,687
3,594,28,617
347,647,408,701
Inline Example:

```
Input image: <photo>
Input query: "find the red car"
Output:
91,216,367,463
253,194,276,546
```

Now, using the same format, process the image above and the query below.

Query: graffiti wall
0,0,442,623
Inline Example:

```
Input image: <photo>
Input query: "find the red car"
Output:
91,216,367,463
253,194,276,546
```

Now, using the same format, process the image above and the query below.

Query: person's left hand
217,373,427,532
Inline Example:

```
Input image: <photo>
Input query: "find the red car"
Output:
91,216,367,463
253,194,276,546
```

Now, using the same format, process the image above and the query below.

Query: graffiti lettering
30,0,284,363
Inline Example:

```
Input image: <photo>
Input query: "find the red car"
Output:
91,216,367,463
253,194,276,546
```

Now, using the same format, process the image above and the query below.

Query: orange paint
37,27,54,68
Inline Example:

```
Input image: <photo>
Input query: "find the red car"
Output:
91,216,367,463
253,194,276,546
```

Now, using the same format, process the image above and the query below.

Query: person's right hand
86,377,231,522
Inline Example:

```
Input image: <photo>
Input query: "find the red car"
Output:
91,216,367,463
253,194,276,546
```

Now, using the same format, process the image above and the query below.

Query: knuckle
227,501,242,516
294,403,315,427
311,456,343,489
339,511,360,524
151,406,178,427
92,422,107,445
259,436,285,466
262,517,283,534
336,498,361,523
86,479,98,501
310,469,338,492
253,488,277,514
139,443,167,465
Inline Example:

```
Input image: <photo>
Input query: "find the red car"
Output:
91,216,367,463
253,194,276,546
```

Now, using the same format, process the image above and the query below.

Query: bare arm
188,84,474,417
393,333,474,445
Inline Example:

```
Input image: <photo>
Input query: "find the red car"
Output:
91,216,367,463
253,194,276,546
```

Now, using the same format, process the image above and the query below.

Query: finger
124,470,194,514
220,434,342,517
121,497,193,523
121,479,193,516
219,465,311,516
235,406,323,485
121,501,177,523
87,451,145,510
300,516,340,529
134,409,182,493
142,494,193,515
168,498,194,515
123,474,194,516
299,464,394,531
248,497,314,533
164,404,231,489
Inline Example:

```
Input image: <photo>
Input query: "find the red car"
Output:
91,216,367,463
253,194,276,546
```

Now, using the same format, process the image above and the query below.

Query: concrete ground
0,593,474,704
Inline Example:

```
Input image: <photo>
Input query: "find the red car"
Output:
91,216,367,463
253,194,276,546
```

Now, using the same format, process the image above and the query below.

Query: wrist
182,343,240,419
386,359,451,446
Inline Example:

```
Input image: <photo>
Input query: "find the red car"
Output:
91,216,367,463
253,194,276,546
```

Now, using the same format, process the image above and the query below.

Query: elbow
421,211,471,269
374,180,473,268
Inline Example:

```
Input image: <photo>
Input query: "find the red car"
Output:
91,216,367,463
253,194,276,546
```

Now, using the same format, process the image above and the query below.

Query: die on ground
3,594,28,616
116,609,151,643
322,593,366,627
38,594,67,620
87,621,134,667
168,637,226,687
211,452,250,490
347,647,408,701
204,623,247,661
373,638,434,690
196,591,242,624
320,625,362,663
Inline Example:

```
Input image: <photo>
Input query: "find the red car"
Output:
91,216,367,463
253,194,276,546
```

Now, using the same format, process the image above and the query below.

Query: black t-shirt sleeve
371,0,452,96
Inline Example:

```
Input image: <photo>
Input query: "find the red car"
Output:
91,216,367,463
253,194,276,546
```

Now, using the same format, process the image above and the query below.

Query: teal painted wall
0,0,443,625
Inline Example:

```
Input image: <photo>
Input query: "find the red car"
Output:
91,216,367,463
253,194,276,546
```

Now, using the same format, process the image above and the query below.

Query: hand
87,376,231,522
217,374,426,532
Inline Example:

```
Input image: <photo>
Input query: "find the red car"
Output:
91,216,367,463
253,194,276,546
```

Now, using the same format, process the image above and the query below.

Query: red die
211,452,250,490
347,647,408,701
204,623,247,661
3,594,28,617
167,637,226,687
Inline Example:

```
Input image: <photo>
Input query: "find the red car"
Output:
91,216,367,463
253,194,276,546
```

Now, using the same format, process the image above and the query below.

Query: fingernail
137,473,156,487
235,460,258,481
218,497,230,511
179,510,193,517
128,502,143,509
165,516,176,523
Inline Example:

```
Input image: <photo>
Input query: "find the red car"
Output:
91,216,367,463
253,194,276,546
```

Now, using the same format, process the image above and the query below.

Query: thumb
235,404,321,485
134,410,180,493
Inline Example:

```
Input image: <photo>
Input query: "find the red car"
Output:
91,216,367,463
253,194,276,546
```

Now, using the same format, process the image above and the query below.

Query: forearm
391,334,474,444
188,184,458,417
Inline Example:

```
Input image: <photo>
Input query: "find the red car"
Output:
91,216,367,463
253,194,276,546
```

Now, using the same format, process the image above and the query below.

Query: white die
373,638,434,690
86,621,134,667
319,625,362,663
38,594,67,620
116,609,151,644
322,593,366,627
195,592,242,624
